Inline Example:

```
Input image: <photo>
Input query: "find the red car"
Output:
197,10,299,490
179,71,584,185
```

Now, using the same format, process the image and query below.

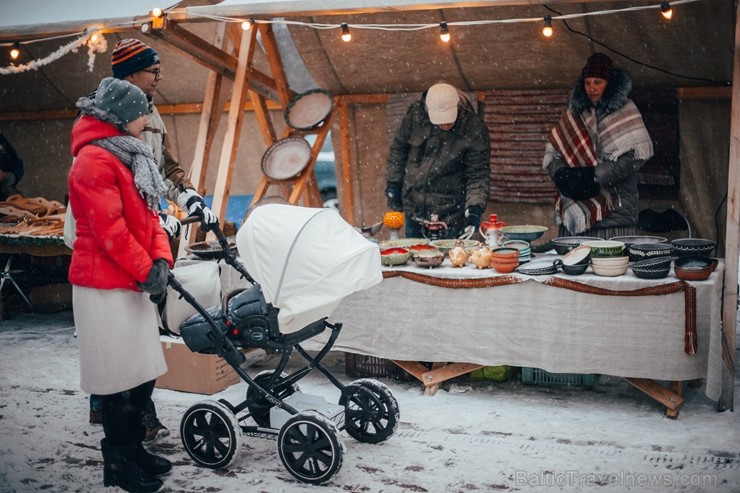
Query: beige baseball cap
426,83,459,125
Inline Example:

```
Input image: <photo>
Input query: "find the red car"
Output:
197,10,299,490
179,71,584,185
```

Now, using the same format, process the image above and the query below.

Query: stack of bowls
584,240,628,277
551,236,600,255
558,245,591,275
502,240,531,263
631,256,671,279
491,247,520,273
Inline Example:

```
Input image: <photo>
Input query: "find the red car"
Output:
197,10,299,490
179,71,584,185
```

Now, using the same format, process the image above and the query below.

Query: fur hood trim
568,68,632,116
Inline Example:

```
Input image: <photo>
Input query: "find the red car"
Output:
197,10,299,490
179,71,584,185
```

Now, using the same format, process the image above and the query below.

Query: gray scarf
92,136,167,210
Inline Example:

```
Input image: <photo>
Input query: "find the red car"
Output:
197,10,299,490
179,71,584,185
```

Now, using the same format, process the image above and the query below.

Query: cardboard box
156,336,240,395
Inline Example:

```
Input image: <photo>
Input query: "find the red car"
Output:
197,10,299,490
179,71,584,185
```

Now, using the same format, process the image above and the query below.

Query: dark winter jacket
386,91,491,235
545,69,652,231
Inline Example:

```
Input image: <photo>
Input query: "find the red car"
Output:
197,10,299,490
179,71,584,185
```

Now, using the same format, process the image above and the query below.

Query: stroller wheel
340,379,400,444
277,410,344,484
246,370,300,427
180,400,242,469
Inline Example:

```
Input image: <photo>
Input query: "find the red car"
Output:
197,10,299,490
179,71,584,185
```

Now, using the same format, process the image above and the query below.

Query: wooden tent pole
177,23,227,257
719,2,740,412
337,97,354,226
210,26,257,227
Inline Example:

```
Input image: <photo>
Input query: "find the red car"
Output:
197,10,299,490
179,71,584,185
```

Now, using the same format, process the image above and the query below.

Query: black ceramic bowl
631,256,671,279
671,238,716,258
627,243,673,262
551,236,601,255
555,259,589,276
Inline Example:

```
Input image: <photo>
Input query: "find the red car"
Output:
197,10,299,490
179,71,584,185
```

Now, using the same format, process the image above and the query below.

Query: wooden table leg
624,378,684,419
392,360,484,396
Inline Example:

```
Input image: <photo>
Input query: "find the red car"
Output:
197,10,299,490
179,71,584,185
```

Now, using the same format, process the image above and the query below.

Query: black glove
385,182,403,211
138,259,169,304
553,167,601,201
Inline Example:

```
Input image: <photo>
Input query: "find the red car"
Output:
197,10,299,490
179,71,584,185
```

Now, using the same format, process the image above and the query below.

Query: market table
0,233,72,310
302,253,724,417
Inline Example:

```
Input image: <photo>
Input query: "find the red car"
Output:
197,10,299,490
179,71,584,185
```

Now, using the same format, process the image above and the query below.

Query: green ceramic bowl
582,240,625,258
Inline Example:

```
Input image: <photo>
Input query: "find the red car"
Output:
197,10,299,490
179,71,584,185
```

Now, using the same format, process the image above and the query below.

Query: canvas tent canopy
0,0,737,411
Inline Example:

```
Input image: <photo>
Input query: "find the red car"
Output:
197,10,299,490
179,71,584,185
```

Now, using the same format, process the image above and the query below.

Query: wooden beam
258,23,295,107
178,23,227,258
337,97,354,225
677,87,732,100
719,3,740,412
147,20,237,78
211,27,256,226
248,89,278,146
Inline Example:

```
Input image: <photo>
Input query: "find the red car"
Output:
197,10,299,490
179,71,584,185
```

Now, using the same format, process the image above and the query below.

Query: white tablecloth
302,254,724,401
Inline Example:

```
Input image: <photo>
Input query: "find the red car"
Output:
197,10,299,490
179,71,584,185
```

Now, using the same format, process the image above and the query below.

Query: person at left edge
69,77,174,492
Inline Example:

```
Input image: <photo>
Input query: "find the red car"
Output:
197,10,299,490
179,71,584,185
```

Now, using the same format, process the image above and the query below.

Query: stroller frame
168,225,400,485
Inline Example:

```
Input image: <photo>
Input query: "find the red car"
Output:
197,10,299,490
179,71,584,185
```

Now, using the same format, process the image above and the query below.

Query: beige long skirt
73,286,167,395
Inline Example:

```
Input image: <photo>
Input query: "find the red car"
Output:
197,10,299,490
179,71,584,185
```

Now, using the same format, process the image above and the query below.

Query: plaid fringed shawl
548,110,611,234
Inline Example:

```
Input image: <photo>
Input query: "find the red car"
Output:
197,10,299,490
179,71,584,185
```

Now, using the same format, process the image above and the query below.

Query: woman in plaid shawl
542,53,653,238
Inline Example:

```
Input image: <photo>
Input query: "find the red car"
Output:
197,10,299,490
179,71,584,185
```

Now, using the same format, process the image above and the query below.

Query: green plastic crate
521,367,596,389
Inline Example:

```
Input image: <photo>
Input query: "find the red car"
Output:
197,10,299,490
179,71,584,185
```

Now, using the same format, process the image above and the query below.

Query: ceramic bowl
674,263,713,281
380,247,412,266
674,255,717,270
491,258,520,274
591,263,629,277
430,238,479,254
582,240,626,258
502,239,531,254
412,249,445,268
562,245,591,266
631,256,671,279
591,256,629,268
627,242,673,262
609,235,668,248
551,236,601,255
671,238,716,258
378,238,430,250
554,259,589,276
516,260,559,276
500,225,548,242
491,247,520,261
407,243,439,253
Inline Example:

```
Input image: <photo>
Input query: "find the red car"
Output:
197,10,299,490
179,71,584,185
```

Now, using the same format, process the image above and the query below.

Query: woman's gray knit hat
76,77,149,129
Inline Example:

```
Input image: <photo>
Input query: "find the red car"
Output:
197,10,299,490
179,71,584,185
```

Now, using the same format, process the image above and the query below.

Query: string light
542,16,553,38
660,2,673,20
341,23,351,42
439,22,450,43
241,18,253,31
151,7,164,18
9,42,20,60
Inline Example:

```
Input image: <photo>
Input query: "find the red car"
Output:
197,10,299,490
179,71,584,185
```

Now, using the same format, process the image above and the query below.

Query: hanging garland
0,32,106,75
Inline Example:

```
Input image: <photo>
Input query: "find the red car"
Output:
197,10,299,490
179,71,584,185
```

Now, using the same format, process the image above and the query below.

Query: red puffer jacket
68,115,173,290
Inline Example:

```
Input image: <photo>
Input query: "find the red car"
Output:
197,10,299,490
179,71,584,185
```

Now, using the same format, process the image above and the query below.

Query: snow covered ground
0,309,738,492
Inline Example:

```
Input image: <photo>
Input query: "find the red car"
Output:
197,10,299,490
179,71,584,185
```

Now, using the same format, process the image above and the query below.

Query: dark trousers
101,380,156,446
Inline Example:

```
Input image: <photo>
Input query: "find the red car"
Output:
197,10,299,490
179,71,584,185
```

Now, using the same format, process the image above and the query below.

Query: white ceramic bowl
590,256,629,268
591,263,629,277
562,245,591,266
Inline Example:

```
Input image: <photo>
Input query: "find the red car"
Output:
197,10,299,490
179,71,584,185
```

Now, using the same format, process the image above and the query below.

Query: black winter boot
101,438,163,492
133,442,172,476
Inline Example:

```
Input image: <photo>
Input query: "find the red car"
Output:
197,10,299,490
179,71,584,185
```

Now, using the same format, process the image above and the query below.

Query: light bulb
9,42,20,60
241,19,253,31
660,2,673,20
90,33,100,43
151,7,164,18
439,22,450,43
542,16,553,38
341,23,351,42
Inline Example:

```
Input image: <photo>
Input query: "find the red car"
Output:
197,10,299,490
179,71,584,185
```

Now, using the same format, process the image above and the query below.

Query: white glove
459,225,476,240
176,188,219,227
159,213,181,239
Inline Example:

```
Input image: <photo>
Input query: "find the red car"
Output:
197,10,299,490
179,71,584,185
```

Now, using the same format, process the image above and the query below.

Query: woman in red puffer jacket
68,77,173,493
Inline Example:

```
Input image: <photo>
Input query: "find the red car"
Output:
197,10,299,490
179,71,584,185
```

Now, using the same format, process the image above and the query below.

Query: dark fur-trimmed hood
568,68,633,116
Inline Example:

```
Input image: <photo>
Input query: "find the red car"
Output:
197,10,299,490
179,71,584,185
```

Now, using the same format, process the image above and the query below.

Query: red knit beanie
581,52,614,81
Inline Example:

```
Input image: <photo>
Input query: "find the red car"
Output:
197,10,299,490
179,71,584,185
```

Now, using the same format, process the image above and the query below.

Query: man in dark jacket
385,82,491,239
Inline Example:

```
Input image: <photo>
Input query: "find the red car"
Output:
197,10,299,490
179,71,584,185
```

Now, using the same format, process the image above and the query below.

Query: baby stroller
168,204,400,484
